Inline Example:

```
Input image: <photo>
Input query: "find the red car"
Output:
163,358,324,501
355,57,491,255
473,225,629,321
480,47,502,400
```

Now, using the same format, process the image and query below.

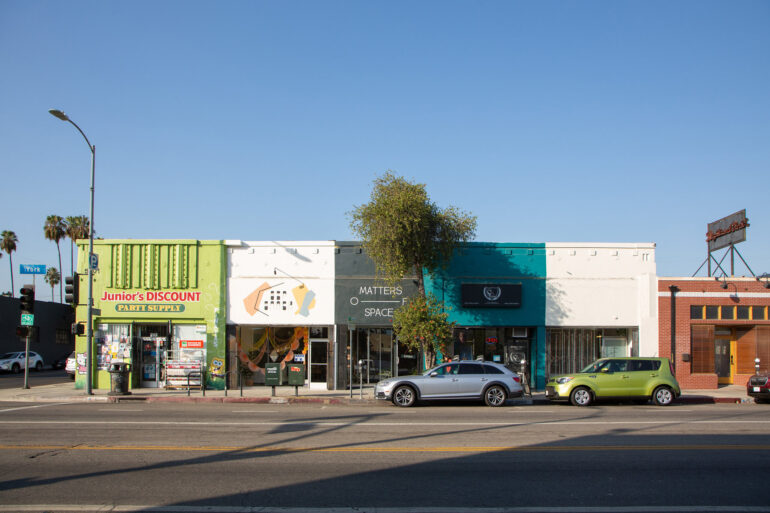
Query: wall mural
242,281,317,318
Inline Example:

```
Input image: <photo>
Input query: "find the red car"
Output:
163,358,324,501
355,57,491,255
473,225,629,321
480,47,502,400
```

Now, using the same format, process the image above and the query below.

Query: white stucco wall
545,243,659,356
226,241,335,325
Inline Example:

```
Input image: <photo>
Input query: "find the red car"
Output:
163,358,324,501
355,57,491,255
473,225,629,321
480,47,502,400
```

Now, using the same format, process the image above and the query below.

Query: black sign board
461,284,522,308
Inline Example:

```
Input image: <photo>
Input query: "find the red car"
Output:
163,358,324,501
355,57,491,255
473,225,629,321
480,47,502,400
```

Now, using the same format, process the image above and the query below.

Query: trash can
265,363,282,386
108,362,132,396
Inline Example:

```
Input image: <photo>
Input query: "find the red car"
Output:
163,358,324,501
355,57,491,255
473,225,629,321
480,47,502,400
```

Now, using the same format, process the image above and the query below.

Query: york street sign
19,264,46,275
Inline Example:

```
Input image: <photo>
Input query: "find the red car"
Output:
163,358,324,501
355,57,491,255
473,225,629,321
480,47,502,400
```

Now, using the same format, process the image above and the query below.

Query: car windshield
0,353,17,359
580,360,611,373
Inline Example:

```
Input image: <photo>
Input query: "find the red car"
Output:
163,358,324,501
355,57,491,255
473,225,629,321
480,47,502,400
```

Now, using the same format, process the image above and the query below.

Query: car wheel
11,363,20,374
484,385,507,407
35,361,43,371
754,398,768,404
570,386,593,406
652,386,674,406
392,385,416,407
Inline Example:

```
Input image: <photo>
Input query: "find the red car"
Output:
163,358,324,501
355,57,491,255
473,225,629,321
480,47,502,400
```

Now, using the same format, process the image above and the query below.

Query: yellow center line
2,444,770,453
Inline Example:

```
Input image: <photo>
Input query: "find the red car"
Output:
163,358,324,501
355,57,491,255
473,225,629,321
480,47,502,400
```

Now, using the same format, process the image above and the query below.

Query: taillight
669,361,675,376
512,375,521,383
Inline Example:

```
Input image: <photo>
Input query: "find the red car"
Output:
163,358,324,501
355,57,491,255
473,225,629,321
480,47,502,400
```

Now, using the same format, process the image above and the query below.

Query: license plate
754,387,761,392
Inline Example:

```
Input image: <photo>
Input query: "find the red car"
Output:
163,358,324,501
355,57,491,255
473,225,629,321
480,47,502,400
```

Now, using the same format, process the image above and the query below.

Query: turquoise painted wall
424,242,548,388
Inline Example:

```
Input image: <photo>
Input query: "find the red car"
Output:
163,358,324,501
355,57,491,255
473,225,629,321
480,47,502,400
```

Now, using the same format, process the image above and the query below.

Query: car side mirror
430,372,438,377
601,368,610,373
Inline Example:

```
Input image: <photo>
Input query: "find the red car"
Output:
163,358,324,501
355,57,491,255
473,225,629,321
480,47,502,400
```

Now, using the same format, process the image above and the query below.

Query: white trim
658,291,770,298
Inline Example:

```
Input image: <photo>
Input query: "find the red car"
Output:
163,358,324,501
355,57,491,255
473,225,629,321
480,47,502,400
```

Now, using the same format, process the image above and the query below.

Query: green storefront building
72,240,226,391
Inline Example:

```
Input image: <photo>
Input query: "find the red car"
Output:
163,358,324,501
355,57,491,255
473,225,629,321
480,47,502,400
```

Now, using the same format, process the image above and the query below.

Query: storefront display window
235,326,308,385
95,324,131,371
546,327,638,377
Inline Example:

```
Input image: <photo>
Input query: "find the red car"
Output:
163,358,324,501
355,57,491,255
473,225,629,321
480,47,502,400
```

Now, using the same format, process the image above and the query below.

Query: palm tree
44,267,61,302
64,216,89,276
44,215,66,302
1,231,17,297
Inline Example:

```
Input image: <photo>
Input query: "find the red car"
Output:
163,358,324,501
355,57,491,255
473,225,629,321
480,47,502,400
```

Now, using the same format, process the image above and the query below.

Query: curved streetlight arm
48,109,94,152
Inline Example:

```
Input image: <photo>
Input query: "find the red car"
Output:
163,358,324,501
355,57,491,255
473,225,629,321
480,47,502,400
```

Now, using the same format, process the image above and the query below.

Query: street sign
19,264,46,275
89,253,99,271
21,314,34,326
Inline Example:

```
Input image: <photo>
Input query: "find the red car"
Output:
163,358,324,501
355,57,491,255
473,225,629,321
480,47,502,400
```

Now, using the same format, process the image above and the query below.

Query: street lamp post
49,109,95,396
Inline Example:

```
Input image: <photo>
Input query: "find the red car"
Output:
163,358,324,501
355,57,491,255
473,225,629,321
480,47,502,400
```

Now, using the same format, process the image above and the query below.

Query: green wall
423,242,548,388
73,240,226,390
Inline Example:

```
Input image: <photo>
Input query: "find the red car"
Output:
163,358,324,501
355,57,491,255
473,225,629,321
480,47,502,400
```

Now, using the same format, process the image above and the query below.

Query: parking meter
358,359,365,399
519,358,531,397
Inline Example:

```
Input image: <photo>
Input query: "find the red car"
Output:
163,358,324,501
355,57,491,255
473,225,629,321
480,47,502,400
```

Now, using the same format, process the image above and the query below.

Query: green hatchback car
545,357,681,406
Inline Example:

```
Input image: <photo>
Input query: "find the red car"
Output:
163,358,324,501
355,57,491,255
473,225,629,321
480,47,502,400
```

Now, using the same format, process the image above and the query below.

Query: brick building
659,277,770,389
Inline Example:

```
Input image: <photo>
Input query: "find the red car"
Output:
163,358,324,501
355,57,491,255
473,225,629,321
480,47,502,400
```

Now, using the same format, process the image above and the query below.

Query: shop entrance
135,323,169,388
309,340,328,388
715,333,735,385
506,338,531,383
349,328,395,386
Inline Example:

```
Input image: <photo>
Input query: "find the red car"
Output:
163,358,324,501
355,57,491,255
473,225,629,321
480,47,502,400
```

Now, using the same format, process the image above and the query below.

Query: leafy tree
392,293,456,370
64,215,89,276
44,215,66,302
0,230,16,297
350,171,476,370
349,171,477,295
44,267,61,302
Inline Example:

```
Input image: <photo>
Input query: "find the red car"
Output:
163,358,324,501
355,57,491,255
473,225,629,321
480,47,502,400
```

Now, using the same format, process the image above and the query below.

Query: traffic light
71,322,85,335
16,326,29,338
19,285,35,315
65,274,79,304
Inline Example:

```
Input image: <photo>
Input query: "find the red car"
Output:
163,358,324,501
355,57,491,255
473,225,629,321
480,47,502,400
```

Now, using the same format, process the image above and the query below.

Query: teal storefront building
424,242,548,389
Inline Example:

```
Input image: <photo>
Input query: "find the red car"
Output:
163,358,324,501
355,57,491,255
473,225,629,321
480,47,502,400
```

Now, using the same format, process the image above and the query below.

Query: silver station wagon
375,361,524,407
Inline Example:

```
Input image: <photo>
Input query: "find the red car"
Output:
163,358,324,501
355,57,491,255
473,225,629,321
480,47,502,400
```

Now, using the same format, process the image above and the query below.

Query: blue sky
1,1,768,299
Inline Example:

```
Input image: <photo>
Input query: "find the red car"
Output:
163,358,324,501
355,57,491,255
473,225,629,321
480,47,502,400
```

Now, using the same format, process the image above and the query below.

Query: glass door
715,336,733,384
309,339,327,388
136,323,169,388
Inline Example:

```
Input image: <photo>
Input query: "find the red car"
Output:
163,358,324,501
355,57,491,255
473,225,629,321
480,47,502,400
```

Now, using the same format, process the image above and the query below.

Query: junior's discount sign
100,290,202,313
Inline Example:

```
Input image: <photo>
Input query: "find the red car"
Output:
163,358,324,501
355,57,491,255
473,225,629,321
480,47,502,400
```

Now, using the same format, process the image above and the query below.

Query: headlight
556,377,573,384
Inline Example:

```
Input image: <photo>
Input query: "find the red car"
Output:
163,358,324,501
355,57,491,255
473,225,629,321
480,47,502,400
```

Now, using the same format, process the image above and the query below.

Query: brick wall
659,277,770,389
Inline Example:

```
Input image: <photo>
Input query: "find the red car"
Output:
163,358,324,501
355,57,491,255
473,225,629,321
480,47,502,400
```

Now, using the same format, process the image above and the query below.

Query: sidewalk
0,381,753,405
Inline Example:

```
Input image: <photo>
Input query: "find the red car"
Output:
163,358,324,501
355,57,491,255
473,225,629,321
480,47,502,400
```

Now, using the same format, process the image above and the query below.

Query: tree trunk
415,262,425,298
8,253,14,297
56,242,63,302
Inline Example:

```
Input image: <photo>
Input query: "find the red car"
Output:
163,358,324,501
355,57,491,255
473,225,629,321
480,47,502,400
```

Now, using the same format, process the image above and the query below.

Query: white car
375,361,524,407
65,352,77,380
0,351,44,373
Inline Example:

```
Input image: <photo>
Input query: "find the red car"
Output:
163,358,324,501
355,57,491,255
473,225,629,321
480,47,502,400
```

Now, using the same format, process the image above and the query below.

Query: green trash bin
288,364,305,386
265,363,282,386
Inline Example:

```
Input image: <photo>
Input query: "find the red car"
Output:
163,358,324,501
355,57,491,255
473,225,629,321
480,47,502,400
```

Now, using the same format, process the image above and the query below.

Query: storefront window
95,324,131,371
350,328,395,384
235,326,308,385
546,327,637,377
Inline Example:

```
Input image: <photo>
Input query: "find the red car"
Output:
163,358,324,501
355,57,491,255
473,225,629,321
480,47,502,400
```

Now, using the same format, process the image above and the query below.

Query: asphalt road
1,401,769,513
0,368,71,389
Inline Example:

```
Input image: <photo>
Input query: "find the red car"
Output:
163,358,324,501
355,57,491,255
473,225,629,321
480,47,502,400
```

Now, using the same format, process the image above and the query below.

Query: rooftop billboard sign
707,209,749,252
